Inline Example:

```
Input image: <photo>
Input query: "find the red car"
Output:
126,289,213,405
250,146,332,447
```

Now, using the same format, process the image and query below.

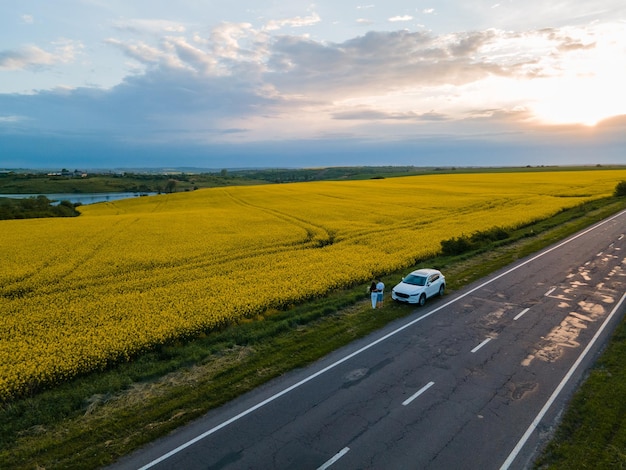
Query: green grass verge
1,197,625,469
534,308,626,469
454,199,626,467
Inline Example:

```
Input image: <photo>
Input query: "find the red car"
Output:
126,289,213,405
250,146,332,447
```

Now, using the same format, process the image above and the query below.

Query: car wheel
439,284,445,296
419,294,426,306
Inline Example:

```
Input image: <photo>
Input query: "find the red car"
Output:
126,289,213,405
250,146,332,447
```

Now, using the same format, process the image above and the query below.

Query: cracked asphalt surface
110,210,626,470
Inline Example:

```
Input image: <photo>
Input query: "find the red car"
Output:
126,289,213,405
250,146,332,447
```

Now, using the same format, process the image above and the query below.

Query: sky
1,1,625,170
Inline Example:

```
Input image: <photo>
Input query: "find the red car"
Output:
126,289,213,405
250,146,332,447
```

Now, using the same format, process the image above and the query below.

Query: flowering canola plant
1,169,625,400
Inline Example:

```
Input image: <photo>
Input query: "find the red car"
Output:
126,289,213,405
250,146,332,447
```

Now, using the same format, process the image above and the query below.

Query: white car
391,268,446,306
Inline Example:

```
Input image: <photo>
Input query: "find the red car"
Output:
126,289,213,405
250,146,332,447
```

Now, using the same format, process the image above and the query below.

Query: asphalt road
110,209,626,470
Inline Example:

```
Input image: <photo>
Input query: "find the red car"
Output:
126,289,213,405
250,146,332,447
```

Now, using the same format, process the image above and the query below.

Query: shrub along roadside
1,196,626,469
440,225,510,256
614,180,626,197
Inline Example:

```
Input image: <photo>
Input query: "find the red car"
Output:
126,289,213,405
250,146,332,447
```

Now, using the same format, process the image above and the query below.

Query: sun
530,28,626,127
531,74,623,127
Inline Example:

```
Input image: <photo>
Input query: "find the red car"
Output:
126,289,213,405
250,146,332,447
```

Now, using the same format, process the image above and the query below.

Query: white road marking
514,308,530,321
500,291,626,470
544,287,557,296
137,209,626,470
471,337,492,353
403,381,435,406
317,447,350,470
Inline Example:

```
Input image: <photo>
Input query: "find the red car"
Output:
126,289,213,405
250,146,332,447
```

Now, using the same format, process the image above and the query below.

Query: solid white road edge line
471,337,492,353
499,291,626,470
138,209,626,470
402,381,435,406
514,308,530,321
317,446,350,470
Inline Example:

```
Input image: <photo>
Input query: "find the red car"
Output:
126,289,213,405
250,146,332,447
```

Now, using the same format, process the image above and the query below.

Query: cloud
462,107,534,126
332,107,449,121
0,115,25,123
264,12,321,31
208,22,262,62
112,18,186,35
107,22,265,75
265,29,506,99
0,26,557,134
557,39,595,52
0,41,80,71
388,15,413,22
105,38,165,65
0,46,55,70
2,20,624,166
590,114,626,141
21,14,34,24
101,20,618,110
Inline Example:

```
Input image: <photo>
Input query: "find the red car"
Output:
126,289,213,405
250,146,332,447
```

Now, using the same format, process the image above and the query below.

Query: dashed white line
403,381,435,406
544,287,557,296
136,209,626,469
514,308,530,321
471,337,492,353
500,291,626,469
317,447,350,470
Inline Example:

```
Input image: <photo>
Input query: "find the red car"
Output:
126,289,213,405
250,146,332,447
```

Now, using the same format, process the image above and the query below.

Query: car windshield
403,274,427,286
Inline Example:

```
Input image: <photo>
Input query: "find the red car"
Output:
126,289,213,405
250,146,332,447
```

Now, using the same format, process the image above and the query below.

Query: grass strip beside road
1,197,626,469
534,305,626,469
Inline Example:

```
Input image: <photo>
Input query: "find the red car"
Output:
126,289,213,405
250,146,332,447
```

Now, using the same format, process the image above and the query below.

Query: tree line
0,196,81,220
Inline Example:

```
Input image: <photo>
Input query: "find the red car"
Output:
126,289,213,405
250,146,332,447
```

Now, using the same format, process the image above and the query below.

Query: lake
0,192,158,205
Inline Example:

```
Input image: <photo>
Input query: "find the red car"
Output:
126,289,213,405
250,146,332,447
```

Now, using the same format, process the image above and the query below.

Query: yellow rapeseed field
1,169,625,400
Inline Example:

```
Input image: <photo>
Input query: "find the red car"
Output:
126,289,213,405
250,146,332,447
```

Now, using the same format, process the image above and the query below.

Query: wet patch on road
522,259,624,367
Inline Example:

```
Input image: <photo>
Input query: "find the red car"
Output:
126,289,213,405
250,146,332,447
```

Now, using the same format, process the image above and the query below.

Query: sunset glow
1,1,625,168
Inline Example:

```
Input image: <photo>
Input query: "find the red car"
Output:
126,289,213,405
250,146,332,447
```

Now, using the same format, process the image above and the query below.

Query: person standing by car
369,281,378,309
376,279,385,308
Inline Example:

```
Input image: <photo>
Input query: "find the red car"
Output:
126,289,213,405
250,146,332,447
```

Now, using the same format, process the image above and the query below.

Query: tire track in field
222,188,337,248
53,216,142,280
1,217,141,299
35,188,334,296
221,188,448,247
66,188,488,296
221,187,455,262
